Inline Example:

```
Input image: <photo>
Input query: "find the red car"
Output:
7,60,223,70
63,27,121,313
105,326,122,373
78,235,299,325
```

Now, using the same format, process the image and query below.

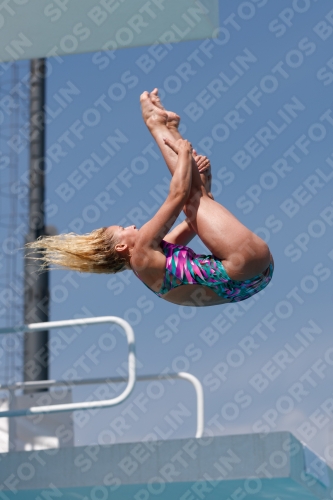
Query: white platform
0,432,331,499
0,0,219,62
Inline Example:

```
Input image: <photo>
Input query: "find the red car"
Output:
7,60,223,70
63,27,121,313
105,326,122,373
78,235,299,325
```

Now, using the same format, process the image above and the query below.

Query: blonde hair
25,227,127,274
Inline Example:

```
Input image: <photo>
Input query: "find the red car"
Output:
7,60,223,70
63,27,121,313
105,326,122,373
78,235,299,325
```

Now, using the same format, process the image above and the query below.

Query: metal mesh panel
0,60,29,384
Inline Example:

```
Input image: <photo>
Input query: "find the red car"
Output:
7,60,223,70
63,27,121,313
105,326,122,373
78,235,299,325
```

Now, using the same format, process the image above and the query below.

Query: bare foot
150,88,180,130
193,148,213,199
149,89,213,198
140,91,167,130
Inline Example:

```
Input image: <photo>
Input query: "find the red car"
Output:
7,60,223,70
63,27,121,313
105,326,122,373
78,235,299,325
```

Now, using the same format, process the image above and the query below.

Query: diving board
0,0,219,62
0,432,331,499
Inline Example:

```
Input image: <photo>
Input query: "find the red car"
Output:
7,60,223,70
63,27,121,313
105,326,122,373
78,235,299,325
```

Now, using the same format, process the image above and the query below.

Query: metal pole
23,58,49,392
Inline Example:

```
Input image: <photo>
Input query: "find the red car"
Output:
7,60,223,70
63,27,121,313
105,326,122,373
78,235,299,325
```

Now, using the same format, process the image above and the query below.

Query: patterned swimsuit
134,240,274,302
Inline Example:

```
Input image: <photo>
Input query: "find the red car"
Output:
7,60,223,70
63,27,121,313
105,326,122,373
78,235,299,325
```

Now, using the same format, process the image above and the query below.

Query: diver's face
107,225,138,249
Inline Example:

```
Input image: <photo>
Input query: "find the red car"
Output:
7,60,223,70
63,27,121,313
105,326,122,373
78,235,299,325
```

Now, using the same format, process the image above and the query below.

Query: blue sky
2,0,333,462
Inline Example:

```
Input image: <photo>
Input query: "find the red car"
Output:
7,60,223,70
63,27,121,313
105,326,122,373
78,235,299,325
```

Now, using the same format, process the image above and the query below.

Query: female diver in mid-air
28,89,274,307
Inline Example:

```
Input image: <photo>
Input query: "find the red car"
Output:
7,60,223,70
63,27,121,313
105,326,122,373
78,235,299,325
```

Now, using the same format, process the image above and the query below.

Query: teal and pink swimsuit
134,240,274,302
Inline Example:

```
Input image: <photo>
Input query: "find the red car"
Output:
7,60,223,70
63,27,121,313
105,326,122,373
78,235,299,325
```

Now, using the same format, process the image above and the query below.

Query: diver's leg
140,91,271,280
183,193,271,280
149,88,212,196
140,91,204,199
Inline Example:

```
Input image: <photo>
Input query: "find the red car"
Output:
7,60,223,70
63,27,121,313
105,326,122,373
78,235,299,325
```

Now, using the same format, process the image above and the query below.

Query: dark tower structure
23,59,49,392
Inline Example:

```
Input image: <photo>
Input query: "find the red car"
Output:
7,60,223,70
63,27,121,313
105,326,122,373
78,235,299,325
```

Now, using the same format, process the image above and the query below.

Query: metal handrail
0,373,204,438
0,317,136,417
0,317,205,438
